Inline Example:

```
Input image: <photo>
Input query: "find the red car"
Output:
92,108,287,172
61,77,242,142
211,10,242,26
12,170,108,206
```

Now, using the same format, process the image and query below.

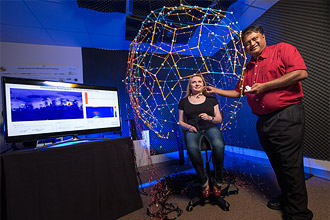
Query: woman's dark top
178,95,218,131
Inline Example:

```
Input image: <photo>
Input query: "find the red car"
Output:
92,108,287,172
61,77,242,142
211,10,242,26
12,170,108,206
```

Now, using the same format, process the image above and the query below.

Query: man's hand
204,86,217,94
245,83,266,94
205,86,241,98
245,69,308,94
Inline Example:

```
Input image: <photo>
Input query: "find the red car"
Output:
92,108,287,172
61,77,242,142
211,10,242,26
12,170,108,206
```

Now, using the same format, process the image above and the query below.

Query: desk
0,137,143,220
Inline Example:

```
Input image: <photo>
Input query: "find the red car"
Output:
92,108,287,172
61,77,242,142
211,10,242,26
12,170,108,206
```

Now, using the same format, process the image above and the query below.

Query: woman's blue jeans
185,126,225,187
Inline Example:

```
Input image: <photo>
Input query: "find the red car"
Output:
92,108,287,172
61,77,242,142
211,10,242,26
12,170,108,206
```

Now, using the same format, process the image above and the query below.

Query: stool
186,135,238,212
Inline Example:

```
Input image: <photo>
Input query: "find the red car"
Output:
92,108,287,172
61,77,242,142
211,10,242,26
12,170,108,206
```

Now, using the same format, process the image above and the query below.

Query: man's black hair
242,25,264,38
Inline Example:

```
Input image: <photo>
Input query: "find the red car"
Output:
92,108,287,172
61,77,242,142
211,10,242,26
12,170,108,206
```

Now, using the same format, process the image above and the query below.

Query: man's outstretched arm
204,86,241,98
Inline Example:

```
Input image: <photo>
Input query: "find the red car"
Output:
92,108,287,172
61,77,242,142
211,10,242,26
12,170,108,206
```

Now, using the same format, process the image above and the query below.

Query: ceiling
0,0,279,50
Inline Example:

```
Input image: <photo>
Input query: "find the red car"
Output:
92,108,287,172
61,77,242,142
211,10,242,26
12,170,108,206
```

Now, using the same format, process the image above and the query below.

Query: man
205,25,313,220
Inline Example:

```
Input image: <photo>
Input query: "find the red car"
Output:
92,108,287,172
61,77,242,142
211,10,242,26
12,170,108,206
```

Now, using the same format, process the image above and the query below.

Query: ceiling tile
90,34,130,50
252,0,279,9
0,29,11,42
237,7,266,28
235,0,259,5
47,0,78,5
25,0,87,32
48,29,93,47
0,0,43,27
0,0,274,49
81,10,126,36
230,3,250,20
0,24,55,45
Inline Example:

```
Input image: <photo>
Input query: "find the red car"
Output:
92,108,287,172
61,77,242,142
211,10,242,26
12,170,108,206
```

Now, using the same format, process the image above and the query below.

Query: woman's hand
199,113,212,121
188,126,198,133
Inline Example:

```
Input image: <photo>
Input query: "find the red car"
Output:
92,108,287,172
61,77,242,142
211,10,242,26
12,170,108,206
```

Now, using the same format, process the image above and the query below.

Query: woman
178,75,226,198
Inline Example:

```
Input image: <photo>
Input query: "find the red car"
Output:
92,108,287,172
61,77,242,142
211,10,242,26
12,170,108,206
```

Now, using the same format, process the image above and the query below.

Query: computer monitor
2,76,121,143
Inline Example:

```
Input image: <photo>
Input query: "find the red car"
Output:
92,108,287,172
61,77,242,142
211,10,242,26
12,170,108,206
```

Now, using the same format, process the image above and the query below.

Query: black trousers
257,102,313,219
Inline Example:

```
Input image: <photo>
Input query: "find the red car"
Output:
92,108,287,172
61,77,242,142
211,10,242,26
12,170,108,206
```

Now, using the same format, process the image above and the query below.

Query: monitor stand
34,135,110,149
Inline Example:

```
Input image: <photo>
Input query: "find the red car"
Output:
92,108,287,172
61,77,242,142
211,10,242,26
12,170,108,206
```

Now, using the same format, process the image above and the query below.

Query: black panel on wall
81,47,184,154
249,0,329,160
77,0,126,13
82,48,131,137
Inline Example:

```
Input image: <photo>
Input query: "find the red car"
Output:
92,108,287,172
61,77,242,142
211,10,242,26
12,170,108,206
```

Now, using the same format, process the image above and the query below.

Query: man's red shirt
235,42,307,115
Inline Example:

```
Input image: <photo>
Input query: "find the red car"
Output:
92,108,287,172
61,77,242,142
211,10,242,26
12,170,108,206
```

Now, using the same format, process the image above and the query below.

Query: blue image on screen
10,88,84,122
86,106,114,118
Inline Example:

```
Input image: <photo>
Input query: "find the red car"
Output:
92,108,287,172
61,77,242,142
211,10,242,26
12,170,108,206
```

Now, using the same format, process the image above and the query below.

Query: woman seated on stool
178,75,226,198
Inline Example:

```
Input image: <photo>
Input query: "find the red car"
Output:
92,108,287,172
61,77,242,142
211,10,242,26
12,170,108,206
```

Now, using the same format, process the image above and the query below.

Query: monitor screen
2,76,121,143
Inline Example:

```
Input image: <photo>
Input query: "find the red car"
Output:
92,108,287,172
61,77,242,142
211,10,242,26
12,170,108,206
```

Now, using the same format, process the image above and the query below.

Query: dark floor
119,152,330,220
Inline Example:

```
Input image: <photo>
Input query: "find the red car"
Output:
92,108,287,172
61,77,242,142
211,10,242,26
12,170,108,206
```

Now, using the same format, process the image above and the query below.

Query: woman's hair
185,75,207,97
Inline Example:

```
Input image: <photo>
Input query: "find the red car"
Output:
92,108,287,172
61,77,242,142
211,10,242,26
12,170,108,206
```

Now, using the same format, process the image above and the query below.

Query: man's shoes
286,216,312,220
267,195,284,210
286,216,313,220
285,211,313,220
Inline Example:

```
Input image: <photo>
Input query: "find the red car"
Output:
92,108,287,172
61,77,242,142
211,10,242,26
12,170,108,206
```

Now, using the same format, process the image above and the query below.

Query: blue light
139,180,158,189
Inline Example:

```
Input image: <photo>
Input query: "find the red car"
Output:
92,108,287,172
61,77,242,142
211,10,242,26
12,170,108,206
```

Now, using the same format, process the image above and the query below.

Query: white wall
0,42,83,152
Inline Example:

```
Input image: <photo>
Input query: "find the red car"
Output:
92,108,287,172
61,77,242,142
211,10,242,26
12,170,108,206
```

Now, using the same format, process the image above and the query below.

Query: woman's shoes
213,184,222,197
202,185,210,198
202,182,228,198
214,181,230,197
